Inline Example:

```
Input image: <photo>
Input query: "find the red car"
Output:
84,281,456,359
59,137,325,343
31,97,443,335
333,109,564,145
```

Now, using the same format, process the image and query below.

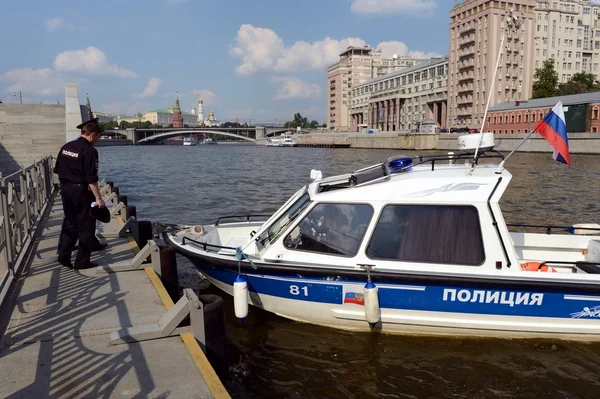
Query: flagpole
495,129,535,173
470,9,521,175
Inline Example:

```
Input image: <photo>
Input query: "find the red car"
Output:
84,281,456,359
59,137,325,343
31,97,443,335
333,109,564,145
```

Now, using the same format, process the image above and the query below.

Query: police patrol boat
163,132,600,339
165,9,600,338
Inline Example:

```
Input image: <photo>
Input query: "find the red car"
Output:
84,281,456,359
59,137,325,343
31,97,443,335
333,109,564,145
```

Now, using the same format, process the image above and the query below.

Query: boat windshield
260,192,312,246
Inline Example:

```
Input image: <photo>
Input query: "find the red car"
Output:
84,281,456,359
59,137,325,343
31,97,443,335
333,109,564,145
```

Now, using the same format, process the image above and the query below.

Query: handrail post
20,167,31,234
0,178,15,270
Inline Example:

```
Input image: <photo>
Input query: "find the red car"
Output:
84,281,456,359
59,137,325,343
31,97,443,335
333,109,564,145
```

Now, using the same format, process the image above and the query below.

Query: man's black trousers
58,185,95,266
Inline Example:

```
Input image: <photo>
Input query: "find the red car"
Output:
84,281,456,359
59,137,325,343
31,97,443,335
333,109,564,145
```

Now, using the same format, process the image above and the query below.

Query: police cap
76,117,100,131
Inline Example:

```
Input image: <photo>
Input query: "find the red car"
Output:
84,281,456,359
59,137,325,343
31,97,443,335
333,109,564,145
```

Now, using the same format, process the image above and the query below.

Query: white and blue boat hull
196,266,600,339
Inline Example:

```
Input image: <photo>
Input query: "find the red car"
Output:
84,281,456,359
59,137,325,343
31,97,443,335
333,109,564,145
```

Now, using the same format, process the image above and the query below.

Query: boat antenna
470,8,521,175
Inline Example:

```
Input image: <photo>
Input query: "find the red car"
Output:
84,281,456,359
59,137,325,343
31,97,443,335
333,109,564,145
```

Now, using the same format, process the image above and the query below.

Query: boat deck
0,196,226,398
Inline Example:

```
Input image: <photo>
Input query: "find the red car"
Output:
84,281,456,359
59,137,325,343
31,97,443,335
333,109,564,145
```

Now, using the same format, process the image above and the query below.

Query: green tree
309,120,319,128
284,113,309,128
558,72,600,96
531,59,559,99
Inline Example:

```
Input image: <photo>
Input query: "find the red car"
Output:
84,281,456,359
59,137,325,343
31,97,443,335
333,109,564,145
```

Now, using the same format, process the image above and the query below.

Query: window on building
593,108,599,120
283,203,373,257
517,114,521,123
365,205,484,265
510,114,515,123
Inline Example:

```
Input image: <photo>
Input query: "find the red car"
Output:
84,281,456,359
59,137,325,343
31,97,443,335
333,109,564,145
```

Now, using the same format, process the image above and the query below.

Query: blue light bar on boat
388,157,413,173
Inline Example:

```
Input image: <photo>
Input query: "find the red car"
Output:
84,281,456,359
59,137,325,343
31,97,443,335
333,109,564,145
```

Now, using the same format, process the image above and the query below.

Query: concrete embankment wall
0,104,65,175
296,132,600,154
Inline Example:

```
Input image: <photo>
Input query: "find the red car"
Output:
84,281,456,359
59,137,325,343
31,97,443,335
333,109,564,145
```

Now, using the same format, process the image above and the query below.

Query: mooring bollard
132,220,153,249
117,194,128,207
126,205,137,220
159,246,179,302
199,294,227,376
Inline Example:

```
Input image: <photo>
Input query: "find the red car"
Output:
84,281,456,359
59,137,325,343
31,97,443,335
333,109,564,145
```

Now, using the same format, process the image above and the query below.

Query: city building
326,46,423,131
448,0,536,128
172,93,183,128
349,57,449,131
197,98,204,125
144,106,197,127
534,0,600,83
488,91,600,133
372,51,419,77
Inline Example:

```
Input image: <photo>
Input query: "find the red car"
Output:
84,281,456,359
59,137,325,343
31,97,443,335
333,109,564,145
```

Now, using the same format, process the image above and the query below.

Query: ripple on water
98,146,600,399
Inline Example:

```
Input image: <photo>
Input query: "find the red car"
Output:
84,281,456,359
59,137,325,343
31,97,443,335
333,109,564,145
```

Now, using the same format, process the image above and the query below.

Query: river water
98,144,600,399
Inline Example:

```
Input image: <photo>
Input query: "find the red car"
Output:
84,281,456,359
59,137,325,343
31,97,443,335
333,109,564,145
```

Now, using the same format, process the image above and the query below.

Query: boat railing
408,150,505,172
181,235,239,254
536,260,600,274
506,223,600,235
215,214,272,226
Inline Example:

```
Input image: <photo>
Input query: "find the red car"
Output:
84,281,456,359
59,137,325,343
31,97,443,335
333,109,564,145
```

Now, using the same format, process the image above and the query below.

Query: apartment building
448,0,536,128
326,47,422,131
534,0,600,82
349,57,449,132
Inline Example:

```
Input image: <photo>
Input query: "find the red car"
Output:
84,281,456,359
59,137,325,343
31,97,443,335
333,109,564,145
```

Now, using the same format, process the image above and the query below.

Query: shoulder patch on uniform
61,149,80,159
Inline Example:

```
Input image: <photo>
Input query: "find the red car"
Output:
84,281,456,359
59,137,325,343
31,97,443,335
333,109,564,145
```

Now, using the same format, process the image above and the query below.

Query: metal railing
0,157,55,306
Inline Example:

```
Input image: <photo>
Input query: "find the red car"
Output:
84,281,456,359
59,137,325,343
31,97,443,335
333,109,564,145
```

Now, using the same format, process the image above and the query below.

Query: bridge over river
104,126,317,144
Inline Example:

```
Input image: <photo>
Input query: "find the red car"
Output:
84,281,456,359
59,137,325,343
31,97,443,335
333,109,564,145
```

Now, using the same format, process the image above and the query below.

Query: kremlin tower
197,98,204,126
172,92,183,128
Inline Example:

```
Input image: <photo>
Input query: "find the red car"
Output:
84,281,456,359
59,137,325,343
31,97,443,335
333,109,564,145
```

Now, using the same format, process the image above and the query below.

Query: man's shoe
93,243,108,251
58,257,73,268
73,262,98,270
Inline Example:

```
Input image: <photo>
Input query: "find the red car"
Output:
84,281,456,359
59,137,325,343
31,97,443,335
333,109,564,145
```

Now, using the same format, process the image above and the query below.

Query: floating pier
0,174,230,398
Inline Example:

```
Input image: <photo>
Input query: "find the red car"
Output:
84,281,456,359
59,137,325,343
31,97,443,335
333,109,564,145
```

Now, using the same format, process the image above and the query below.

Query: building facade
349,57,449,132
326,46,423,131
487,91,600,133
534,0,600,83
448,0,537,128
143,107,196,127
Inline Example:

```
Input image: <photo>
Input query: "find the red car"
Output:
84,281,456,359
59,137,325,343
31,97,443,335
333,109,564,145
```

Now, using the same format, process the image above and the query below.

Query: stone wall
436,132,600,154
0,104,65,175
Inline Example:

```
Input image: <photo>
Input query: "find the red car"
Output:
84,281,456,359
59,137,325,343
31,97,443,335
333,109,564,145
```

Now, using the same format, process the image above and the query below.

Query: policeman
54,118,105,269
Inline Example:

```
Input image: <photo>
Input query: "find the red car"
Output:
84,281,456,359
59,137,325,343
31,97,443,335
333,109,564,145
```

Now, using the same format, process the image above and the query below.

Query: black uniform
54,136,99,267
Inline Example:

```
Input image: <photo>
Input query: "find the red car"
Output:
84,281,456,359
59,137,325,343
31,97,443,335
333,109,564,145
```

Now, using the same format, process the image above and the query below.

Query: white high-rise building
197,99,204,125
534,0,600,83
190,106,196,116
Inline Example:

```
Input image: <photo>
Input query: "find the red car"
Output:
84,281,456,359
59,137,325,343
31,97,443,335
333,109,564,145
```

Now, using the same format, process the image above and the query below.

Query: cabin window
366,205,485,266
264,193,312,244
283,203,373,257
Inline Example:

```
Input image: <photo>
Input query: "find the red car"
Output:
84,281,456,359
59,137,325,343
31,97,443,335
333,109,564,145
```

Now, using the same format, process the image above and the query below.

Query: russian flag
533,101,570,167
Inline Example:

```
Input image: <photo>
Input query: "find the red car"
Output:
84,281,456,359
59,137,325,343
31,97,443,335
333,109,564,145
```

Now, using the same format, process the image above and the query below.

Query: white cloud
162,91,185,99
132,77,162,98
230,24,367,75
230,25,440,75
350,0,436,16
376,41,442,59
270,76,321,100
1,68,64,96
45,17,64,31
191,89,218,105
54,47,137,78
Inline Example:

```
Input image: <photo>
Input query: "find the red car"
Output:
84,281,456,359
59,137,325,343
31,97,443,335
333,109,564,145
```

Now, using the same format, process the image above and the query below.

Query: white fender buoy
233,275,249,322
570,223,600,235
364,280,380,327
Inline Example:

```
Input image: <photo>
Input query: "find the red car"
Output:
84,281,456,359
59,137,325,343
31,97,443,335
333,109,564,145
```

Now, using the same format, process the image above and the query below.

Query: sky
0,0,455,124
